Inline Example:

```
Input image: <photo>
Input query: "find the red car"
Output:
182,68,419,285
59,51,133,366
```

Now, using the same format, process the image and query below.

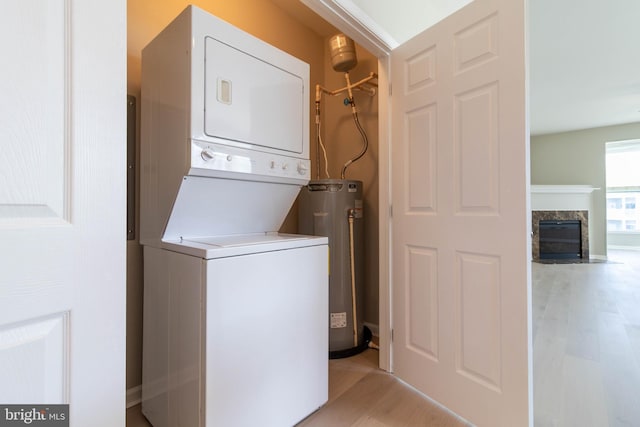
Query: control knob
297,162,309,175
201,149,215,161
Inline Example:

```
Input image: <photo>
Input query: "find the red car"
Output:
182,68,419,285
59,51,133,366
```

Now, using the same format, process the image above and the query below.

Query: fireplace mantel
531,185,600,194
530,185,599,212
530,185,597,261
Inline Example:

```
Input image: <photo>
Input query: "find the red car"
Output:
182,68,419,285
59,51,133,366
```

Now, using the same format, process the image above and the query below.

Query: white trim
530,185,600,194
300,0,396,56
126,385,142,408
608,245,640,251
376,55,392,373
589,254,608,261
606,138,640,154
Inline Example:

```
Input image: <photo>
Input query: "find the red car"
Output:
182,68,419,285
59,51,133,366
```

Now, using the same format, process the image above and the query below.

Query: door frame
302,0,398,373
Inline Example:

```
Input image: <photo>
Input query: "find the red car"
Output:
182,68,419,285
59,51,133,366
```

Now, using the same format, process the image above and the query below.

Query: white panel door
0,1,126,425
391,0,531,425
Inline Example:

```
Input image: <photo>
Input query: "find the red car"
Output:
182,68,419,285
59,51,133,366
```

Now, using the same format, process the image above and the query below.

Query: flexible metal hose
315,102,321,180
341,99,369,179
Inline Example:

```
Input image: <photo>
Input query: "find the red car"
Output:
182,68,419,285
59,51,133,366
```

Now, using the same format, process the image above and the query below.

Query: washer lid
187,233,310,247
160,233,328,259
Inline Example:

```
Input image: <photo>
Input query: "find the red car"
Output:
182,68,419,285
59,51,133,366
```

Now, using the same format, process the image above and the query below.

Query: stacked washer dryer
139,6,328,427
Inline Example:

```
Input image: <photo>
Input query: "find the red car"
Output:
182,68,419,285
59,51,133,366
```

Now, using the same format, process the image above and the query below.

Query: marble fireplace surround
532,210,589,261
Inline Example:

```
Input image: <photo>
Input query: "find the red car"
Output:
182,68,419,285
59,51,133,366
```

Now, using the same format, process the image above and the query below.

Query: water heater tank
329,34,358,72
298,179,369,358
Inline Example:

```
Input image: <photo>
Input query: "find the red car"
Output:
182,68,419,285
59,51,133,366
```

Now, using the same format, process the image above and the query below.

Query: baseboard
608,245,640,251
126,385,142,408
590,254,608,261
364,322,379,338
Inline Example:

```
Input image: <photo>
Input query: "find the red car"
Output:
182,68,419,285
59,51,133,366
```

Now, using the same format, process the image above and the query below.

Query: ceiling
529,0,640,136
274,0,640,136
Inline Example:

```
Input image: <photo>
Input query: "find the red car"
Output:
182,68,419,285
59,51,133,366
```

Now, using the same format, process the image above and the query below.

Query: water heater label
330,312,347,328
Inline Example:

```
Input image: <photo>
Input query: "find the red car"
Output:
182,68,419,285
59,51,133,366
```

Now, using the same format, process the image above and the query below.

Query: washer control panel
190,140,310,182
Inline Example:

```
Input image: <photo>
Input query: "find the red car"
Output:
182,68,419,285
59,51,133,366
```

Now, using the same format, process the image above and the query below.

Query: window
606,192,640,231
606,140,640,233
608,220,623,231
626,197,636,209
608,197,622,209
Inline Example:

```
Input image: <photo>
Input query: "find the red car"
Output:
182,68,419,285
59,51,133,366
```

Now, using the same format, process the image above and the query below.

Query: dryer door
204,36,305,155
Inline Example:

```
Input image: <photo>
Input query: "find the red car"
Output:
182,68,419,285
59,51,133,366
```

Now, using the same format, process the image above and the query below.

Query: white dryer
140,6,328,427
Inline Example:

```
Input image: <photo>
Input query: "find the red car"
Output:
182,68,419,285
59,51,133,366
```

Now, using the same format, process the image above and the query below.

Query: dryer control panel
190,140,310,184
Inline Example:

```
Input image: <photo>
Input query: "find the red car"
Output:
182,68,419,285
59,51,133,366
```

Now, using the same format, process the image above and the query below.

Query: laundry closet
126,0,380,421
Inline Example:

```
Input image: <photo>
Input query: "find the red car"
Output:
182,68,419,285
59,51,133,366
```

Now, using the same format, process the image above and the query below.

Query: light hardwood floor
297,350,470,427
533,249,640,427
126,349,469,426
127,249,640,426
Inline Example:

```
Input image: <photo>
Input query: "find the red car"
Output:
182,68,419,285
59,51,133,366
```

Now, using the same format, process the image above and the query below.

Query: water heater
298,179,369,357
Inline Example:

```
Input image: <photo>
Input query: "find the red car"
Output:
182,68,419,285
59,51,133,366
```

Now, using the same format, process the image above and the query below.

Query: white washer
142,234,327,427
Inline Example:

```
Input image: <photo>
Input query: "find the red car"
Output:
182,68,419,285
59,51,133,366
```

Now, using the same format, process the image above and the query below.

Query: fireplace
539,220,581,259
532,210,589,262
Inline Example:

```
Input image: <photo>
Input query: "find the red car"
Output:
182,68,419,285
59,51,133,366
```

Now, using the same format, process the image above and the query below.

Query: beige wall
530,122,640,257
126,1,380,392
